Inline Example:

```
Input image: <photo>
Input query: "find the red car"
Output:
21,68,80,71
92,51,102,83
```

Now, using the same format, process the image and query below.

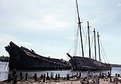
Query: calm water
0,61,121,81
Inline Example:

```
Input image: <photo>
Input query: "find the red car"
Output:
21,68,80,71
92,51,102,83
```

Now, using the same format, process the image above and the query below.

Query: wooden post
43,74,45,82
67,74,69,80
110,69,112,82
51,72,53,79
101,73,104,79
108,72,110,77
13,74,17,84
47,72,49,80
87,71,89,83
117,74,119,77
20,72,22,80
79,72,81,78
34,73,37,81
41,74,44,79
110,77,112,82
99,69,101,78
12,69,16,77
115,73,118,84
8,73,11,82
55,74,58,80
76,72,78,77
25,73,28,81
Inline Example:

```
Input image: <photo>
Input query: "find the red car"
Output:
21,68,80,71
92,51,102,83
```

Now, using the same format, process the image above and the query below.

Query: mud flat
1,77,120,84
1,71,121,84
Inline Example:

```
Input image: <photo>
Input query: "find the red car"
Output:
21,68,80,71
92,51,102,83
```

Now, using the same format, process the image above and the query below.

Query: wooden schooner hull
66,0,112,71
69,56,111,71
5,42,71,71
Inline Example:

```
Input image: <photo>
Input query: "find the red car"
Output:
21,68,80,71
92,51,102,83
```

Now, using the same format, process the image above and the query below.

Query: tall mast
75,0,84,57
97,32,101,62
87,21,91,58
93,28,97,60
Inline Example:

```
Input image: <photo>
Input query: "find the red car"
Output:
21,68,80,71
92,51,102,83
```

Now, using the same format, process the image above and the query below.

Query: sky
0,0,121,64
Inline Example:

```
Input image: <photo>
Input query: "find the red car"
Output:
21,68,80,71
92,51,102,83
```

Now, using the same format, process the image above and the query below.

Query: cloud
0,34,13,43
67,37,75,40
0,34,32,47
23,14,70,30
0,0,121,63
102,33,121,45
118,3,121,7
0,0,73,31
15,41,32,47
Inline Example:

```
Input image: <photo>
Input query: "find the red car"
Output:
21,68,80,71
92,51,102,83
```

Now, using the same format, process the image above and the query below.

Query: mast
97,32,101,62
93,28,97,60
87,21,91,58
75,0,84,57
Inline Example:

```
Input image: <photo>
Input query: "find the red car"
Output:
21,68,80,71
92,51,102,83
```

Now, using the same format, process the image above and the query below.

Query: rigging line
68,41,74,54
99,40,109,63
83,28,88,51
99,39,107,63
74,26,83,56
74,28,79,55
100,40,109,63
90,32,94,58
92,53,94,59
82,26,86,38
68,26,78,54
76,27,81,56
69,6,80,54
68,40,74,53
74,28,79,54
78,37,82,56
100,47,106,63
74,27,81,56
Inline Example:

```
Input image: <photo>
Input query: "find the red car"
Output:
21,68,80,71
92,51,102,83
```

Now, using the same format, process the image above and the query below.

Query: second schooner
67,0,111,71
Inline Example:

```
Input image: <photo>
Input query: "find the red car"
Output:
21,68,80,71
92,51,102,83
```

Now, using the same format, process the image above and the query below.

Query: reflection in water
0,62,120,81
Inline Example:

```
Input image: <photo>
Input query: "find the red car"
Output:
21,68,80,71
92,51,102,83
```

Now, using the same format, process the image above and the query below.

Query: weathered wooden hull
5,42,71,71
69,56,112,71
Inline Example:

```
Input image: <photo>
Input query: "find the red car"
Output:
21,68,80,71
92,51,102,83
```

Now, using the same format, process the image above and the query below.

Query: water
0,61,120,81
0,62,8,81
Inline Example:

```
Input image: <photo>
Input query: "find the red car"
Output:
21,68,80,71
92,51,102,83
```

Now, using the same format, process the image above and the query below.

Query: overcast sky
0,0,121,64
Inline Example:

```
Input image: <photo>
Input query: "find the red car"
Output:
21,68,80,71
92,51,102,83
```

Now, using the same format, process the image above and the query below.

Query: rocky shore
1,70,121,84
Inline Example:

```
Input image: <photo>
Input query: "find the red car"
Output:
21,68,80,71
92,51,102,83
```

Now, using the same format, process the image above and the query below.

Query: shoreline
1,76,121,84
1,71,121,84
